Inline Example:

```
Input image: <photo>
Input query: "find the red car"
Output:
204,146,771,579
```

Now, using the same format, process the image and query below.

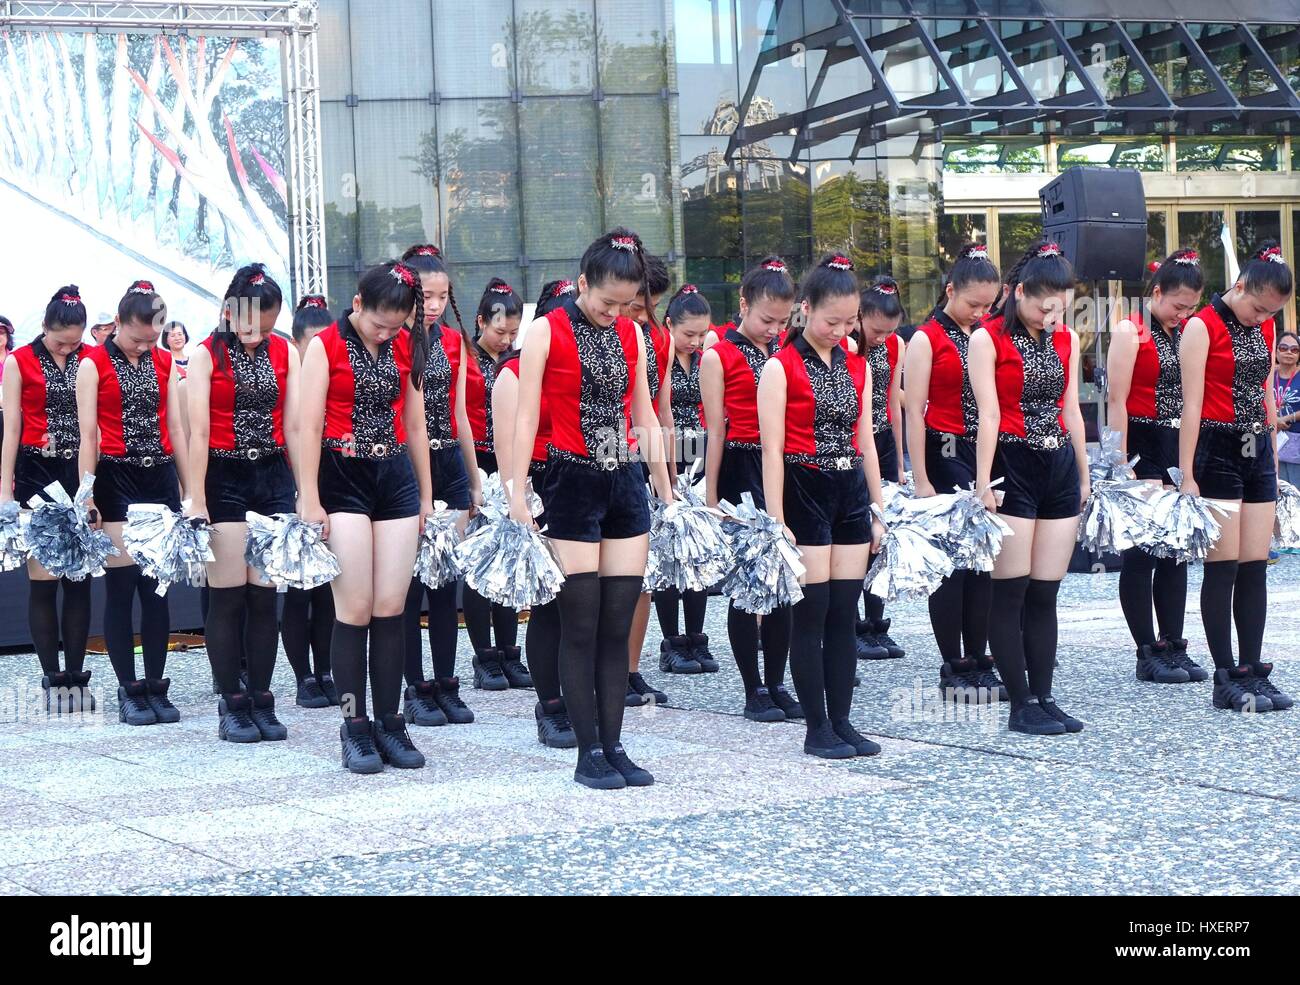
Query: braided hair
357,261,428,388
991,239,1075,335
579,227,658,329
400,244,471,355
214,262,283,374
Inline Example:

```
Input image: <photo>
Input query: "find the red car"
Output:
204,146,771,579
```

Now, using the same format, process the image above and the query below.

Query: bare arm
902,332,934,496
403,378,434,523
509,317,549,525
656,364,676,480
889,335,906,475
969,329,1000,511
858,361,885,550
1,357,21,502
632,341,673,501
75,359,101,517
1105,319,1140,456
185,346,213,517
296,336,330,533
1177,318,1208,495
168,360,190,501
455,340,481,503
756,359,788,526
700,348,726,507
282,343,302,491
1063,329,1089,507
492,369,518,490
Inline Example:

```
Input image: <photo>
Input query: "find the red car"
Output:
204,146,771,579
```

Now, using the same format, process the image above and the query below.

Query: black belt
1129,416,1181,430
428,437,457,451
210,446,283,461
20,445,76,460
1201,419,1272,435
323,438,407,460
101,453,173,468
548,446,622,472
785,453,863,472
998,433,1067,451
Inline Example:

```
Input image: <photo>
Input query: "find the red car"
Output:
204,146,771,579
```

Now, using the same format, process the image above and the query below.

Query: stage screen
0,32,290,343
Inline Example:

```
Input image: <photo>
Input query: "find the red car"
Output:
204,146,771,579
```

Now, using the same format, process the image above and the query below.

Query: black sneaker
855,621,890,660
118,681,157,726
296,674,331,709
318,673,341,706
603,743,654,786
535,698,578,749
66,670,97,713
144,678,180,723
373,713,426,768
872,619,905,659
687,633,720,673
340,717,384,774
972,656,1008,701
1161,637,1209,683
574,745,626,789
1038,695,1084,733
770,683,804,719
626,672,667,707
41,671,70,715
939,658,981,699
249,690,288,740
404,681,449,727
803,721,856,759
499,645,533,689
658,636,703,674
472,648,509,690
744,686,786,722
218,693,261,743
1243,663,1293,711
435,676,475,724
1212,667,1273,713
1135,642,1189,684
832,718,882,756
1008,698,1067,735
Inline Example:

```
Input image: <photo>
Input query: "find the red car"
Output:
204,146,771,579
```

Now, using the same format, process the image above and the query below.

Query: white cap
92,311,114,326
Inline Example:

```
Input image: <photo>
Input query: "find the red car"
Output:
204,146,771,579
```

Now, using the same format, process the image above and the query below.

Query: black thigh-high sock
1118,547,1157,647
310,584,335,677
683,589,708,636
1200,560,1238,670
280,587,312,681
962,571,992,661
526,597,562,702
826,580,862,722
653,587,681,638
1152,557,1187,641
988,576,1031,704
244,585,280,692
462,584,494,652
1232,560,1268,667
426,582,458,679
28,580,62,675
862,589,884,625
761,604,792,689
927,572,966,664
367,614,405,719
205,586,247,695
492,604,518,649
103,565,141,684
331,619,370,719
595,575,643,747
1023,578,1061,698
60,577,91,674
137,576,170,680
726,601,762,696
402,579,426,685
557,572,600,749
789,583,831,729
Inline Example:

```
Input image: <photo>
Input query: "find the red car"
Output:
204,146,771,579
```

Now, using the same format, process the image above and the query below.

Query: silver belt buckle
1042,435,1061,450
1249,422,1266,435
246,448,262,462
1168,418,1181,430
371,443,388,457
600,457,618,472
140,456,155,468
834,456,851,470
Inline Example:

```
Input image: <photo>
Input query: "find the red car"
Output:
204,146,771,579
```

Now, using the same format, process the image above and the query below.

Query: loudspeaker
1039,167,1147,281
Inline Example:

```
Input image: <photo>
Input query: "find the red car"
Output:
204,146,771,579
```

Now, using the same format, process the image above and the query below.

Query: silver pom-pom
1078,478,1154,555
865,503,955,601
644,495,733,593
1091,428,1138,481
717,493,805,614
122,504,214,595
244,512,340,590
25,473,119,581
467,470,542,534
910,482,1013,572
415,502,463,589
0,500,29,571
1276,480,1300,549
1140,468,1237,563
455,516,566,608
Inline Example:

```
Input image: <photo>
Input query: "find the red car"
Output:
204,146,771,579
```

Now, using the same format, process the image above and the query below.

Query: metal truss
727,0,1300,162
0,0,327,296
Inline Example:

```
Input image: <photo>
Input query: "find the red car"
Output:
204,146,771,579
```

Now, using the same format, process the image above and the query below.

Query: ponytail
992,239,1074,335
579,227,658,329
357,261,428,388
1240,240,1293,298
215,262,283,373
937,241,999,311
789,254,858,342
401,243,471,355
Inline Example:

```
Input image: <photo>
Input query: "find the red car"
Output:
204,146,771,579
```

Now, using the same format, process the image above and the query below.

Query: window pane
598,0,668,93
1175,210,1226,297
1177,138,1279,171
516,0,595,95
353,101,440,263
526,259,582,301
433,0,514,98
318,0,354,102
438,99,520,262
599,95,672,254
944,140,1046,173
447,262,525,323
736,0,807,119
938,212,988,271
519,98,601,260
322,102,358,270
811,159,891,274
674,0,737,136
1235,209,1281,262
327,264,358,314
741,138,812,271
349,0,433,100
999,212,1043,269
680,134,742,261
1057,139,1165,171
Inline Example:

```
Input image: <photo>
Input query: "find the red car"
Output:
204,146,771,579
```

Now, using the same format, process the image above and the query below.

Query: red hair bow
1036,242,1063,258
413,246,440,257
1173,251,1200,266
490,283,515,295
552,280,576,297
391,264,416,288
761,260,788,273
1259,245,1286,264
59,293,82,305
610,236,637,252
827,255,854,271
872,282,897,295
129,280,156,294
302,296,327,309
679,284,699,295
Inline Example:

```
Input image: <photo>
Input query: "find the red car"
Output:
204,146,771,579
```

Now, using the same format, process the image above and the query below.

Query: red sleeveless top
986,315,1072,449
774,332,866,468
498,352,551,465
318,317,412,456
203,334,289,452
918,310,977,438
712,326,776,447
1198,295,1273,430
14,338,82,452
1125,311,1182,424
85,340,174,458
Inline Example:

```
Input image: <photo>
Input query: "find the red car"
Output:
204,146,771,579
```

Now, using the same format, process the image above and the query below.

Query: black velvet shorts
924,430,976,495
205,452,296,524
475,448,498,477
993,441,1080,521
717,444,765,509
1128,420,1179,483
431,445,471,510
318,447,419,521
528,460,549,527
94,458,182,523
874,430,900,484
14,450,79,506
1193,426,1277,504
540,458,650,543
783,462,871,547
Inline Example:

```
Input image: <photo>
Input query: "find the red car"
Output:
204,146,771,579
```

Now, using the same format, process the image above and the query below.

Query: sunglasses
1278,344,1299,352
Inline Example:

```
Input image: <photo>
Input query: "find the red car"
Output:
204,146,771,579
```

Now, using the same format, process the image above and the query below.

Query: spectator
1274,329,1300,488
162,320,189,378
89,312,115,345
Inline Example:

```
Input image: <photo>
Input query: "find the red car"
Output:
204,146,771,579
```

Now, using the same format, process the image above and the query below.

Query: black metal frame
726,0,1300,162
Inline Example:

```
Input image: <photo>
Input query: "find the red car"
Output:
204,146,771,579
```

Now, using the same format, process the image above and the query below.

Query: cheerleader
757,254,884,758
398,244,482,727
297,261,435,773
903,244,1004,697
187,263,298,742
0,286,92,713
488,281,580,749
508,228,674,789
1106,249,1206,684
77,280,189,726
700,256,801,722
1180,242,1294,712
282,295,338,707
463,278,530,692
970,242,1088,736
623,254,674,706
653,284,716,674
856,277,907,662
